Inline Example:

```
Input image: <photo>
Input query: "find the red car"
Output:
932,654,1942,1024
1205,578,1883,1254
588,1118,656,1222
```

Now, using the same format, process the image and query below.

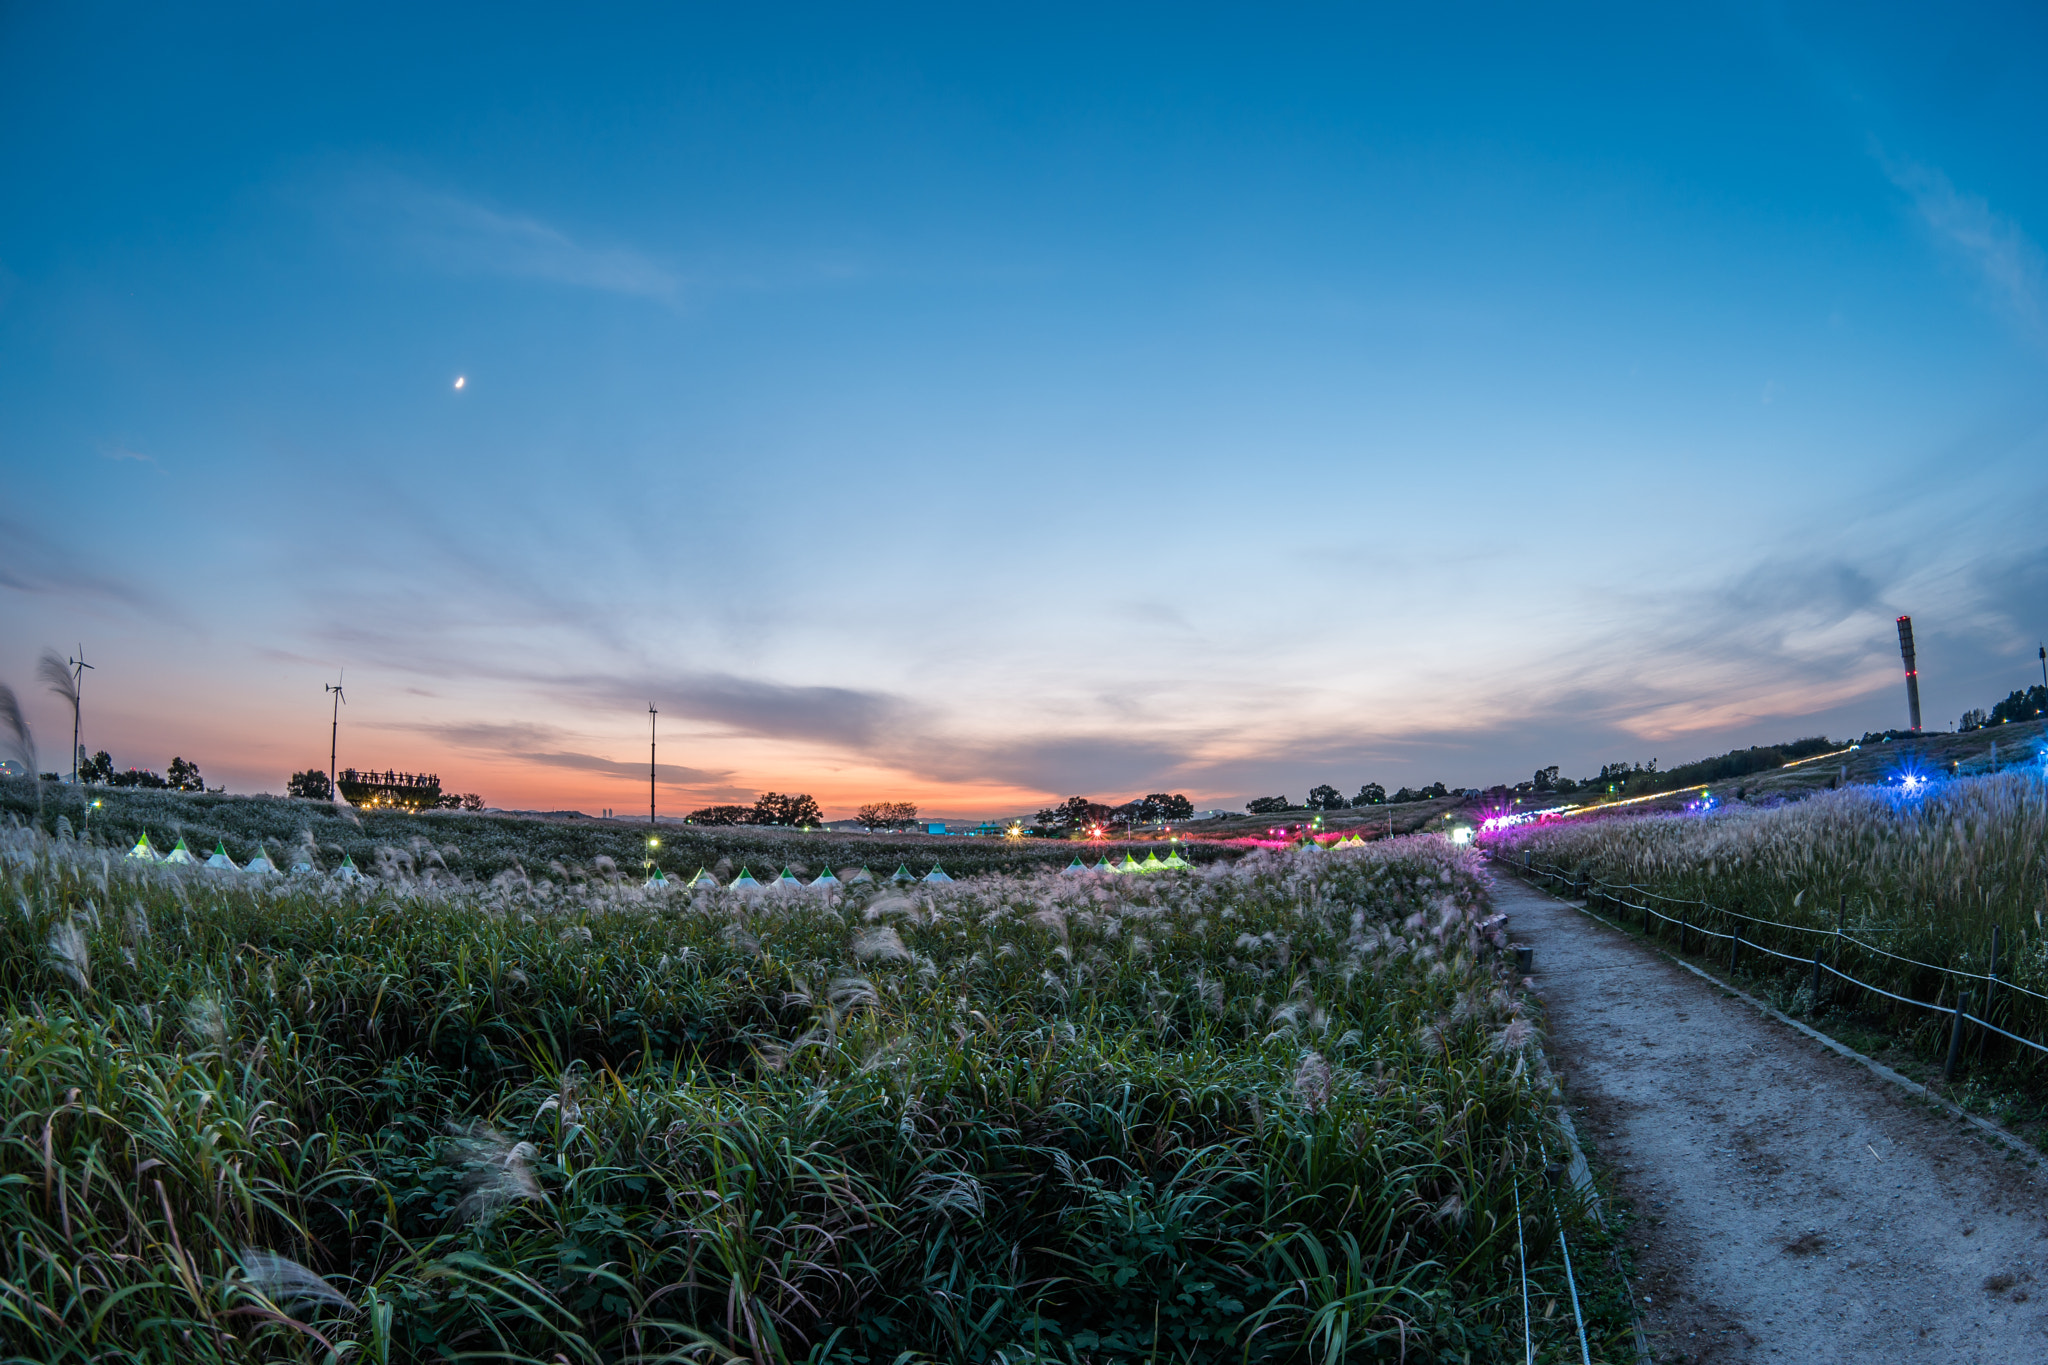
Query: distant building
924,821,949,835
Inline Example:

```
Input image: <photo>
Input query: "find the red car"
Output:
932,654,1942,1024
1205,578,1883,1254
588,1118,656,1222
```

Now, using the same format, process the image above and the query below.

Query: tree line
69,750,211,791
686,791,826,827
1029,794,1195,836
1243,782,1449,814
1960,683,2048,733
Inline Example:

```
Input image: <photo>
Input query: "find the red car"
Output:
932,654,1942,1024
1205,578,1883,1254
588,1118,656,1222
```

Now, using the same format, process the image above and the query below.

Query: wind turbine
37,647,90,783
325,673,345,800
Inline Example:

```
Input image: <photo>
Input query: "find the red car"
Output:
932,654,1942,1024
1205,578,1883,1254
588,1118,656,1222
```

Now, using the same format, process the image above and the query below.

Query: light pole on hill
324,674,345,799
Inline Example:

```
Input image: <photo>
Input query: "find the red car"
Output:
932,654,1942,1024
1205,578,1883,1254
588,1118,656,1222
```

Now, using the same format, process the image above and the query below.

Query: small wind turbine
325,673,346,800
37,647,90,783
68,648,92,783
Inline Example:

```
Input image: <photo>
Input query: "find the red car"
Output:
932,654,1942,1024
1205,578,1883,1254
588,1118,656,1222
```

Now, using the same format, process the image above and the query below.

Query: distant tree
1420,782,1448,799
1533,766,1559,793
1032,796,1116,836
166,757,204,792
1960,709,1989,732
1353,782,1385,806
1989,686,2048,725
1245,796,1292,815
81,750,115,785
687,804,755,826
287,769,332,800
857,800,919,831
1305,784,1348,811
754,791,824,827
110,767,168,789
1390,787,1418,804
460,793,485,811
1136,792,1194,821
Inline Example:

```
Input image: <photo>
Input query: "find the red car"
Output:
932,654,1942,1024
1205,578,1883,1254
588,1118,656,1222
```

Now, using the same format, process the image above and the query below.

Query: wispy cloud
0,517,162,610
342,173,680,300
1878,148,2045,340
389,719,731,787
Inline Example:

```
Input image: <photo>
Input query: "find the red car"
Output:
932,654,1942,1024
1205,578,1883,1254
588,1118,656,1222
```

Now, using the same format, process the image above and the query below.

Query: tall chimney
1896,616,1922,733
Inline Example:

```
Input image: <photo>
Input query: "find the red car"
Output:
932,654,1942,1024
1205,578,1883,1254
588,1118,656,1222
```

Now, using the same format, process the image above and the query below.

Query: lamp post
324,674,345,800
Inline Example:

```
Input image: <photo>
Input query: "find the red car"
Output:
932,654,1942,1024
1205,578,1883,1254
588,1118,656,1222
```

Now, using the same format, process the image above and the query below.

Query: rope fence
1493,847,2048,1075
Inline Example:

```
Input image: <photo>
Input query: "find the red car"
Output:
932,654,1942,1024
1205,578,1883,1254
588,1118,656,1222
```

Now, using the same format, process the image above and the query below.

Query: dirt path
1497,876,2048,1363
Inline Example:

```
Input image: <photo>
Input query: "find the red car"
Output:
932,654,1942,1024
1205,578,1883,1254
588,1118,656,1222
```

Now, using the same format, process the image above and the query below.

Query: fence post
1944,992,1974,1082
1729,926,1741,974
1809,947,1823,1012
1979,927,2001,1062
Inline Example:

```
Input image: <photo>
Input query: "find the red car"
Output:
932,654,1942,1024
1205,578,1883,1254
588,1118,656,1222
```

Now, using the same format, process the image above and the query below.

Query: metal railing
1494,848,2048,1075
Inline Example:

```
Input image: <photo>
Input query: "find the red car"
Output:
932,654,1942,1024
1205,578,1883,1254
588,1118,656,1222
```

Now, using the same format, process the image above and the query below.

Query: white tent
728,867,763,890
775,867,804,889
162,837,198,866
645,867,670,888
333,853,366,883
1061,857,1088,876
809,868,842,891
688,867,720,888
243,843,279,874
204,841,240,871
845,866,874,884
922,864,953,884
126,832,161,861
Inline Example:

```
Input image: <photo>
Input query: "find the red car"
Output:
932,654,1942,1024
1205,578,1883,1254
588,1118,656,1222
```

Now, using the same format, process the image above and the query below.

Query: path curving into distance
1495,876,2048,1363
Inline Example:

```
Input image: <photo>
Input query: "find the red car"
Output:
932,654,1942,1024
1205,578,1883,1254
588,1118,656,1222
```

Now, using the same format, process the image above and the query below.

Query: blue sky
3,3,2046,815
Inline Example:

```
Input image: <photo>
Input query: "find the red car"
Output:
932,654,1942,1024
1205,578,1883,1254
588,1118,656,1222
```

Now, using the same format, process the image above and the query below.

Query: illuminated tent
334,853,366,883
1117,854,1143,874
688,867,719,888
728,867,762,890
922,864,953,884
204,841,240,871
1061,857,1089,876
243,843,279,875
162,837,198,866
645,867,669,887
775,867,804,889
845,866,874,884
1161,850,1190,870
890,864,916,884
126,832,160,861
1140,852,1164,872
809,868,842,891
1093,858,1118,874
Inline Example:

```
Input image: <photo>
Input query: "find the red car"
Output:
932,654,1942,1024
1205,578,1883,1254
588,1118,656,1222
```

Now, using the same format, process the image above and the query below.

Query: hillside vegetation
1491,766,2048,1091
0,824,1626,1363
0,779,1239,885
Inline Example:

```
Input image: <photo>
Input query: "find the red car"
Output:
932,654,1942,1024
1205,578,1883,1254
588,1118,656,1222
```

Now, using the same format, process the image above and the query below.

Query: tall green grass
0,823,1621,1362
1492,768,2048,1075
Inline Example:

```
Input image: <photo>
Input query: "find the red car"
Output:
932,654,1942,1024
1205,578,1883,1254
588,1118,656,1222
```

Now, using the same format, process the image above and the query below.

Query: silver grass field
0,819,1631,1363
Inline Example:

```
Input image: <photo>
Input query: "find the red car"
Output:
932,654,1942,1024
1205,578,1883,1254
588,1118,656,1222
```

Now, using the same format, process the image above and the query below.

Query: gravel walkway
1497,876,2048,1363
